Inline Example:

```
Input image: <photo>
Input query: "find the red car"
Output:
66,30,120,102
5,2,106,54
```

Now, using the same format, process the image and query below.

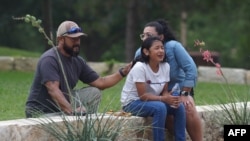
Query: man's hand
121,62,133,76
75,106,86,113
71,106,87,116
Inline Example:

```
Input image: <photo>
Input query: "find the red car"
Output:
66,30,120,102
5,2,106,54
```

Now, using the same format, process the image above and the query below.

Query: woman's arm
174,42,197,88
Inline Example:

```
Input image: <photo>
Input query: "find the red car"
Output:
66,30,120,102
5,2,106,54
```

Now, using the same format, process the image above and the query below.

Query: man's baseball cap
56,21,87,38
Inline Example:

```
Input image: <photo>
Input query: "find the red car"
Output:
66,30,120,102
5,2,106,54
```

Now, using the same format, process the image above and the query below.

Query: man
25,20,131,117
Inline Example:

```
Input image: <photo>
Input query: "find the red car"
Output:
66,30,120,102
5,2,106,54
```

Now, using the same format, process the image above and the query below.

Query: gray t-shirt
26,47,99,113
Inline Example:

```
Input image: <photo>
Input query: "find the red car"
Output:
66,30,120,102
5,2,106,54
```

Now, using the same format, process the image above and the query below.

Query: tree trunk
180,10,187,48
42,0,53,51
125,0,138,62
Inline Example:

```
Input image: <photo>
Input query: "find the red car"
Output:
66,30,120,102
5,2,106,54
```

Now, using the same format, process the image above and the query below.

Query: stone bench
0,114,148,141
2,102,249,141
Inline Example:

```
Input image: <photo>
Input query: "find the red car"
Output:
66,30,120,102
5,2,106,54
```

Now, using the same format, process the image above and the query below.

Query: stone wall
1,56,250,84
0,56,38,72
198,66,250,84
1,102,249,141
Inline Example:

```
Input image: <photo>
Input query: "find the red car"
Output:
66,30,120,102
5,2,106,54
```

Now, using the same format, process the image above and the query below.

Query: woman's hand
161,94,181,108
181,95,195,113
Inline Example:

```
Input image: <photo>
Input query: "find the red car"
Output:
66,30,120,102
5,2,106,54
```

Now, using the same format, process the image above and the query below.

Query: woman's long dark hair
144,19,177,43
132,36,166,67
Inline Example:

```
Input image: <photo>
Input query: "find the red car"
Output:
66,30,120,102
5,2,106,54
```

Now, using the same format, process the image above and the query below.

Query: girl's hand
161,94,181,107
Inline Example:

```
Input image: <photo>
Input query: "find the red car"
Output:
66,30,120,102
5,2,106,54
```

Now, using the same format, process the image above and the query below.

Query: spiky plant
194,40,250,125
35,98,147,141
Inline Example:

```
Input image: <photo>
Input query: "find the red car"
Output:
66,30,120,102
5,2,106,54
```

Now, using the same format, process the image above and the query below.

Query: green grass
194,82,250,105
0,46,41,57
0,71,35,120
0,70,249,121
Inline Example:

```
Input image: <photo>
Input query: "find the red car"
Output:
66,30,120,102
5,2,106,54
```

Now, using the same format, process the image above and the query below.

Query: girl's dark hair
144,19,176,42
132,36,166,67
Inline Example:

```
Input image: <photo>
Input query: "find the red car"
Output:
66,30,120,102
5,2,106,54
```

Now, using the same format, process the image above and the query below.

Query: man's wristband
119,67,126,77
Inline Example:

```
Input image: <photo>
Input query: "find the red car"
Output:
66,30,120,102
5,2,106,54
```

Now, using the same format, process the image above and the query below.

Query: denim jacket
135,40,197,91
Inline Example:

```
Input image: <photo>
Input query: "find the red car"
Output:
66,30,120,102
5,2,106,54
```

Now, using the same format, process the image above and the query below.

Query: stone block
111,63,127,74
87,62,109,75
198,66,246,84
14,57,38,72
0,115,150,141
246,70,250,85
0,118,56,141
0,56,14,71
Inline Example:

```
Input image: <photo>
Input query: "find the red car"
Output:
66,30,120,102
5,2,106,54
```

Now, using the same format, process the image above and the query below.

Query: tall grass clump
35,99,145,141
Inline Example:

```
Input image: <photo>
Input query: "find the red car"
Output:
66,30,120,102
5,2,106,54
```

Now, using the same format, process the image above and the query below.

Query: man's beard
63,44,80,57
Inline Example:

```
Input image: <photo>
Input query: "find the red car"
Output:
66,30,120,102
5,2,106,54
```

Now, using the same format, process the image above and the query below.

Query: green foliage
13,14,55,47
236,22,250,69
0,46,41,57
186,0,250,68
1,0,249,68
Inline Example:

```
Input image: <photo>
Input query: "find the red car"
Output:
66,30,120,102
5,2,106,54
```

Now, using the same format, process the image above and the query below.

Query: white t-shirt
121,62,170,107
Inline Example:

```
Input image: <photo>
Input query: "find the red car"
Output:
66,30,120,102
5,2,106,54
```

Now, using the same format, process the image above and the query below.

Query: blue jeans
123,100,186,141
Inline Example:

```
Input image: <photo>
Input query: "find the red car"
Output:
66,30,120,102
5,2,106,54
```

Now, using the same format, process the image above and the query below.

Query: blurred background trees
0,0,249,69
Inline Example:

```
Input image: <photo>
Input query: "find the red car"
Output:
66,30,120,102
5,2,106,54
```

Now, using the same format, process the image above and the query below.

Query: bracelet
119,67,126,77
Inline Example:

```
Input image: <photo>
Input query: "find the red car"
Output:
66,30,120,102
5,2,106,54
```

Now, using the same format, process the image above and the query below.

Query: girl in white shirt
121,36,186,141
